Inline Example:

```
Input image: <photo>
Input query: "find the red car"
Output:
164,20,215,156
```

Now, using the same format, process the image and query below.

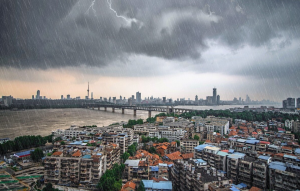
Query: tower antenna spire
87,82,90,99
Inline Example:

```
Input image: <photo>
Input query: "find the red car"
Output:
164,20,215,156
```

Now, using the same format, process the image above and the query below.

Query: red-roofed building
52,151,63,157
181,153,194,160
121,181,136,191
166,151,182,161
72,150,81,157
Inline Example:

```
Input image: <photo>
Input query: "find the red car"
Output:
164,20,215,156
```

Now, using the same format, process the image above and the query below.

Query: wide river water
0,104,280,139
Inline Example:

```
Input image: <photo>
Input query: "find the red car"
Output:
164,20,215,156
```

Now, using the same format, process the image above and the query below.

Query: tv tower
87,82,90,99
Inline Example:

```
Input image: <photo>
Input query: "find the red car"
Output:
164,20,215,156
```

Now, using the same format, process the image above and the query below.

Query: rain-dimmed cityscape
0,0,300,191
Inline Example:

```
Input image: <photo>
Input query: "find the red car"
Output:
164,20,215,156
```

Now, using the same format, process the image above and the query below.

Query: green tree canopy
137,180,145,191
121,152,130,162
194,135,200,141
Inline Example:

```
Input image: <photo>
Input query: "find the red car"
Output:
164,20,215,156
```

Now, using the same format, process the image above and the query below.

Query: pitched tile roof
181,153,193,159
122,181,136,190
52,151,63,156
72,150,81,157
166,151,182,160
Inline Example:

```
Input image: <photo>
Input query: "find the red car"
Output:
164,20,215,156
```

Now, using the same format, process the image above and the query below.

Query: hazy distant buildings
246,94,251,103
213,88,217,104
136,91,141,103
206,96,213,105
217,95,220,105
195,95,198,102
128,98,132,106
297,98,300,109
67,94,70,100
61,95,63,99
163,97,166,103
32,95,34,100
91,92,93,100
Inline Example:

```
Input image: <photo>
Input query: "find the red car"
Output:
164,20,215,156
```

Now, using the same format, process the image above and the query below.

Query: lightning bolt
86,0,96,17
106,0,142,27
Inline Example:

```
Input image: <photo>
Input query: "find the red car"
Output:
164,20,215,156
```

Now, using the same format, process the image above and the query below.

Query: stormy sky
0,0,299,101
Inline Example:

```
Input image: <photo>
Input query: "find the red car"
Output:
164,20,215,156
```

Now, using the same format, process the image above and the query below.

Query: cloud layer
1,0,299,69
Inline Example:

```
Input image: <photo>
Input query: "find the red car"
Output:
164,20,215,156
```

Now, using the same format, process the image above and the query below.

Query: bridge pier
112,107,115,113
104,107,107,111
134,109,137,116
148,111,151,118
122,108,125,114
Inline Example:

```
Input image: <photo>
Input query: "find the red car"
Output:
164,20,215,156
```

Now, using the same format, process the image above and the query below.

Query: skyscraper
91,92,93,100
195,95,198,102
297,98,300,109
213,88,217,104
61,95,63,99
217,95,220,105
136,91,141,103
36,90,40,99
32,95,34,100
67,94,70,100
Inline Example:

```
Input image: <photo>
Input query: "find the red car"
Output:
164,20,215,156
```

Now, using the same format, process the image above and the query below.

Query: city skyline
1,1,300,101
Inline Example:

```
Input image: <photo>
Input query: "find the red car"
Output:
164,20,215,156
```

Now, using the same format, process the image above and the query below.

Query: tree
31,148,44,162
121,152,130,162
158,138,169,143
149,147,156,154
194,135,200,141
97,163,125,191
175,140,180,146
137,180,145,191
60,141,65,145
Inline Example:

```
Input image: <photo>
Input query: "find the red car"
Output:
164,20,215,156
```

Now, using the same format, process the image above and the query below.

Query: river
0,104,280,139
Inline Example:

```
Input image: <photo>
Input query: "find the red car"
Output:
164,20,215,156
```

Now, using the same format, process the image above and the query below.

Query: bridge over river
83,104,196,118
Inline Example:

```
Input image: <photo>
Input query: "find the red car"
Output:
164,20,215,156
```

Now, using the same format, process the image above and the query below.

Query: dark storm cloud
0,0,300,69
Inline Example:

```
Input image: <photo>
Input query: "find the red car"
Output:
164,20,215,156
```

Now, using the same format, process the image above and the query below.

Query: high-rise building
32,95,34,100
132,95,134,100
91,92,93,100
213,88,217,105
120,96,122,100
100,97,102,101
246,95,251,103
113,97,116,104
36,90,40,99
287,98,295,109
136,91,141,103
61,95,63,99
163,97,166,103
217,95,220,105
195,95,198,102
297,98,300,109
109,97,111,102
67,94,70,100
2,96,13,107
